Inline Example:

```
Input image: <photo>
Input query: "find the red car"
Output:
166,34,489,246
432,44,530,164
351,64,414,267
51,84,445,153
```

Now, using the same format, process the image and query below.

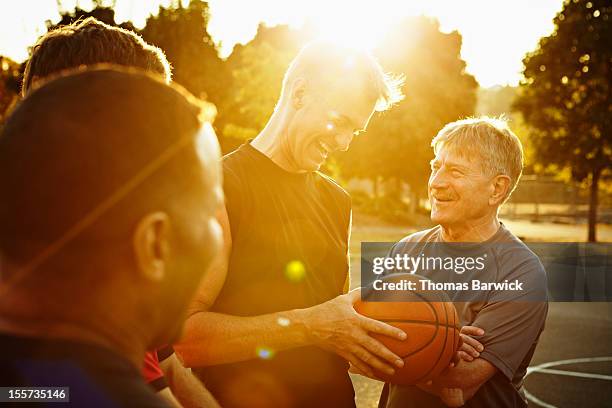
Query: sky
0,0,564,87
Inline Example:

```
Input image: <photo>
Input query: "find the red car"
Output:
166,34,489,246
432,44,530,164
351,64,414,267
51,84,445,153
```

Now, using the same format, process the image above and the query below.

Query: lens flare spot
285,260,306,282
256,347,275,360
326,123,334,131
277,317,291,327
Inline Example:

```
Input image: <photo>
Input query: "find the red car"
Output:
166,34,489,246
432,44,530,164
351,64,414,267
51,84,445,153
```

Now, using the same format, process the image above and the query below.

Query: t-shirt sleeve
472,255,548,381
142,351,168,391
222,160,245,239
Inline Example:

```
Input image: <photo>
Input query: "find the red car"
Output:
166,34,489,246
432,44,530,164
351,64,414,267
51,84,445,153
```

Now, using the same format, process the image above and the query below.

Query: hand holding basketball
354,273,462,385
304,289,408,378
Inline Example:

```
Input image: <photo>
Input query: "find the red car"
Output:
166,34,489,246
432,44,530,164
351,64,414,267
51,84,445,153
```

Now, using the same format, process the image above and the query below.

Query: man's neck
0,296,145,368
251,107,305,173
440,216,501,243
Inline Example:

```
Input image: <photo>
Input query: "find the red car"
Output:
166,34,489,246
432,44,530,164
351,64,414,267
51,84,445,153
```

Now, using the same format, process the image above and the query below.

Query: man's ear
290,78,307,110
490,175,511,206
133,212,171,282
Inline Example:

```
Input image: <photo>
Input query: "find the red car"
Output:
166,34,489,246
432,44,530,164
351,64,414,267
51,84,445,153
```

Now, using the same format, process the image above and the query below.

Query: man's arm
159,353,220,408
175,206,407,378
157,387,181,408
430,358,497,400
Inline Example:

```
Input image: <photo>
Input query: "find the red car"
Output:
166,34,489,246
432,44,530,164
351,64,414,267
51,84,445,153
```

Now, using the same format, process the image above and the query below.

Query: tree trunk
587,167,601,242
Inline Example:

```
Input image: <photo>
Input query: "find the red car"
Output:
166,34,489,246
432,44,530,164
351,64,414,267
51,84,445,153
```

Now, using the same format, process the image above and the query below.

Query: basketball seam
413,300,451,383
374,318,461,331
388,303,440,360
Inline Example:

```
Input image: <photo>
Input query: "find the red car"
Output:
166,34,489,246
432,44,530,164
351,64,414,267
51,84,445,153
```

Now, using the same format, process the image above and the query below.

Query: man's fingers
339,351,373,378
460,333,484,356
351,344,396,376
458,350,474,362
358,333,405,368
460,325,484,336
348,363,378,380
359,316,407,341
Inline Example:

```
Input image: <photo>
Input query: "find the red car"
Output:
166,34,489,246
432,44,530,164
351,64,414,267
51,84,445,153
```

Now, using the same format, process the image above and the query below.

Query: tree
514,0,611,241
0,56,21,127
49,1,136,31
218,23,311,149
140,1,228,107
336,17,478,205
476,86,537,174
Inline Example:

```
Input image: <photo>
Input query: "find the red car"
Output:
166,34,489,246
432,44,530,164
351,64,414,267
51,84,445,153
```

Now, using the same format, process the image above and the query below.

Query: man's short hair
431,116,524,201
0,66,207,270
22,17,171,94
280,41,403,112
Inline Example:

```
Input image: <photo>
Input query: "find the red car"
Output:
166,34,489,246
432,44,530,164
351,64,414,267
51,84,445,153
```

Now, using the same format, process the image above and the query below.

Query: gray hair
431,116,524,201
280,41,404,112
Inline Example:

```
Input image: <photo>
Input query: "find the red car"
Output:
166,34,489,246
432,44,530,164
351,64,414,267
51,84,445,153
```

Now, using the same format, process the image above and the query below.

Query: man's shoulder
222,144,249,173
490,226,548,296
391,226,441,256
315,171,350,199
314,171,351,211
495,226,546,273
221,145,254,193
0,333,169,407
398,226,441,244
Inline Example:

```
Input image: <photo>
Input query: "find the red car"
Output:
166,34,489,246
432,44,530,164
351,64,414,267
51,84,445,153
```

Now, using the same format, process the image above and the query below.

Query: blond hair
431,116,524,201
280,41,403,112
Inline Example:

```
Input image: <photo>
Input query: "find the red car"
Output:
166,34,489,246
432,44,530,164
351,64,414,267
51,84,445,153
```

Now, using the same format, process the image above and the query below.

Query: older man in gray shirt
376,117,548,408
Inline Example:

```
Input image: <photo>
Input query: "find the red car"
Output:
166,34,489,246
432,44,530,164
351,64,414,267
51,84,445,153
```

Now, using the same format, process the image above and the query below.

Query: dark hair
0,66,205,269
22,17,171,94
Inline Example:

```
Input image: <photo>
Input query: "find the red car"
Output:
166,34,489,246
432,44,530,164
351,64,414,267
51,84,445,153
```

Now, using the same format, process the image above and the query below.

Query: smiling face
284,81,376,172
428,146,497,230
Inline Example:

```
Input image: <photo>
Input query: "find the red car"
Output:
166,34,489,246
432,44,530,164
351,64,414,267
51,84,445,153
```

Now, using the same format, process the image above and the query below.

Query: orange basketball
354,273,461,385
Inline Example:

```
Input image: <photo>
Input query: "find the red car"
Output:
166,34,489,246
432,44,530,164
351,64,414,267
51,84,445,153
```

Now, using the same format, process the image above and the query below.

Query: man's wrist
283,307,313,345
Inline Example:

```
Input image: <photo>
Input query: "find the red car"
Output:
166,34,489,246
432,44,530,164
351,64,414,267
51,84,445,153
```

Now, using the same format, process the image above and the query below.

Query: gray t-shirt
381,224,548,408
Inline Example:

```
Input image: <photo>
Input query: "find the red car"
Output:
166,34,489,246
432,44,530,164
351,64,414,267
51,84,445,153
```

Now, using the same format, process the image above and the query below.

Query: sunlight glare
311,4,394,51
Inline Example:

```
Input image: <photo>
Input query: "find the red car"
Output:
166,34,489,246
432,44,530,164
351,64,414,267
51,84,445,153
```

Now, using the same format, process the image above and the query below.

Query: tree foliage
0,56,21,126
336,17,478,198
217,24,311,145
514,0,611,241
48,1,136,31
140,1,228,107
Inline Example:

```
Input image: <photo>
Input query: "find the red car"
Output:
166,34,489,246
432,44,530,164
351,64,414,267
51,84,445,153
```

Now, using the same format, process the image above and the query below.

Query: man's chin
302,158,323,172
431,212,452,225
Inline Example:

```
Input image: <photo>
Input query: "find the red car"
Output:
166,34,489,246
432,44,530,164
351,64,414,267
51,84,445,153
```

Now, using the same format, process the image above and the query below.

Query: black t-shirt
195,143,355,408
0,332,168,407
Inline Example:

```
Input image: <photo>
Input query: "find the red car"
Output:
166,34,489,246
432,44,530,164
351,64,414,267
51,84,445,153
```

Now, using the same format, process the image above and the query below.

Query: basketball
354,273,461,385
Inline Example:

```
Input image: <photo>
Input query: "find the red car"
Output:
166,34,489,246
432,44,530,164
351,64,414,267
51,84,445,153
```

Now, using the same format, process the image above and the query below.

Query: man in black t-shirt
177,42,406,407
0,68,223,407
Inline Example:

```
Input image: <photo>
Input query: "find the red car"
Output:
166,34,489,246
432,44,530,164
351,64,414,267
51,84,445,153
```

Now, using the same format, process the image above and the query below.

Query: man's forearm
175,308,312,367
432,358,496,392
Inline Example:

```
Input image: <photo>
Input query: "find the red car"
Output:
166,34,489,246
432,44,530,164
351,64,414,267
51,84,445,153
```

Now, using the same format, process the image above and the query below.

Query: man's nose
429,168,449,190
